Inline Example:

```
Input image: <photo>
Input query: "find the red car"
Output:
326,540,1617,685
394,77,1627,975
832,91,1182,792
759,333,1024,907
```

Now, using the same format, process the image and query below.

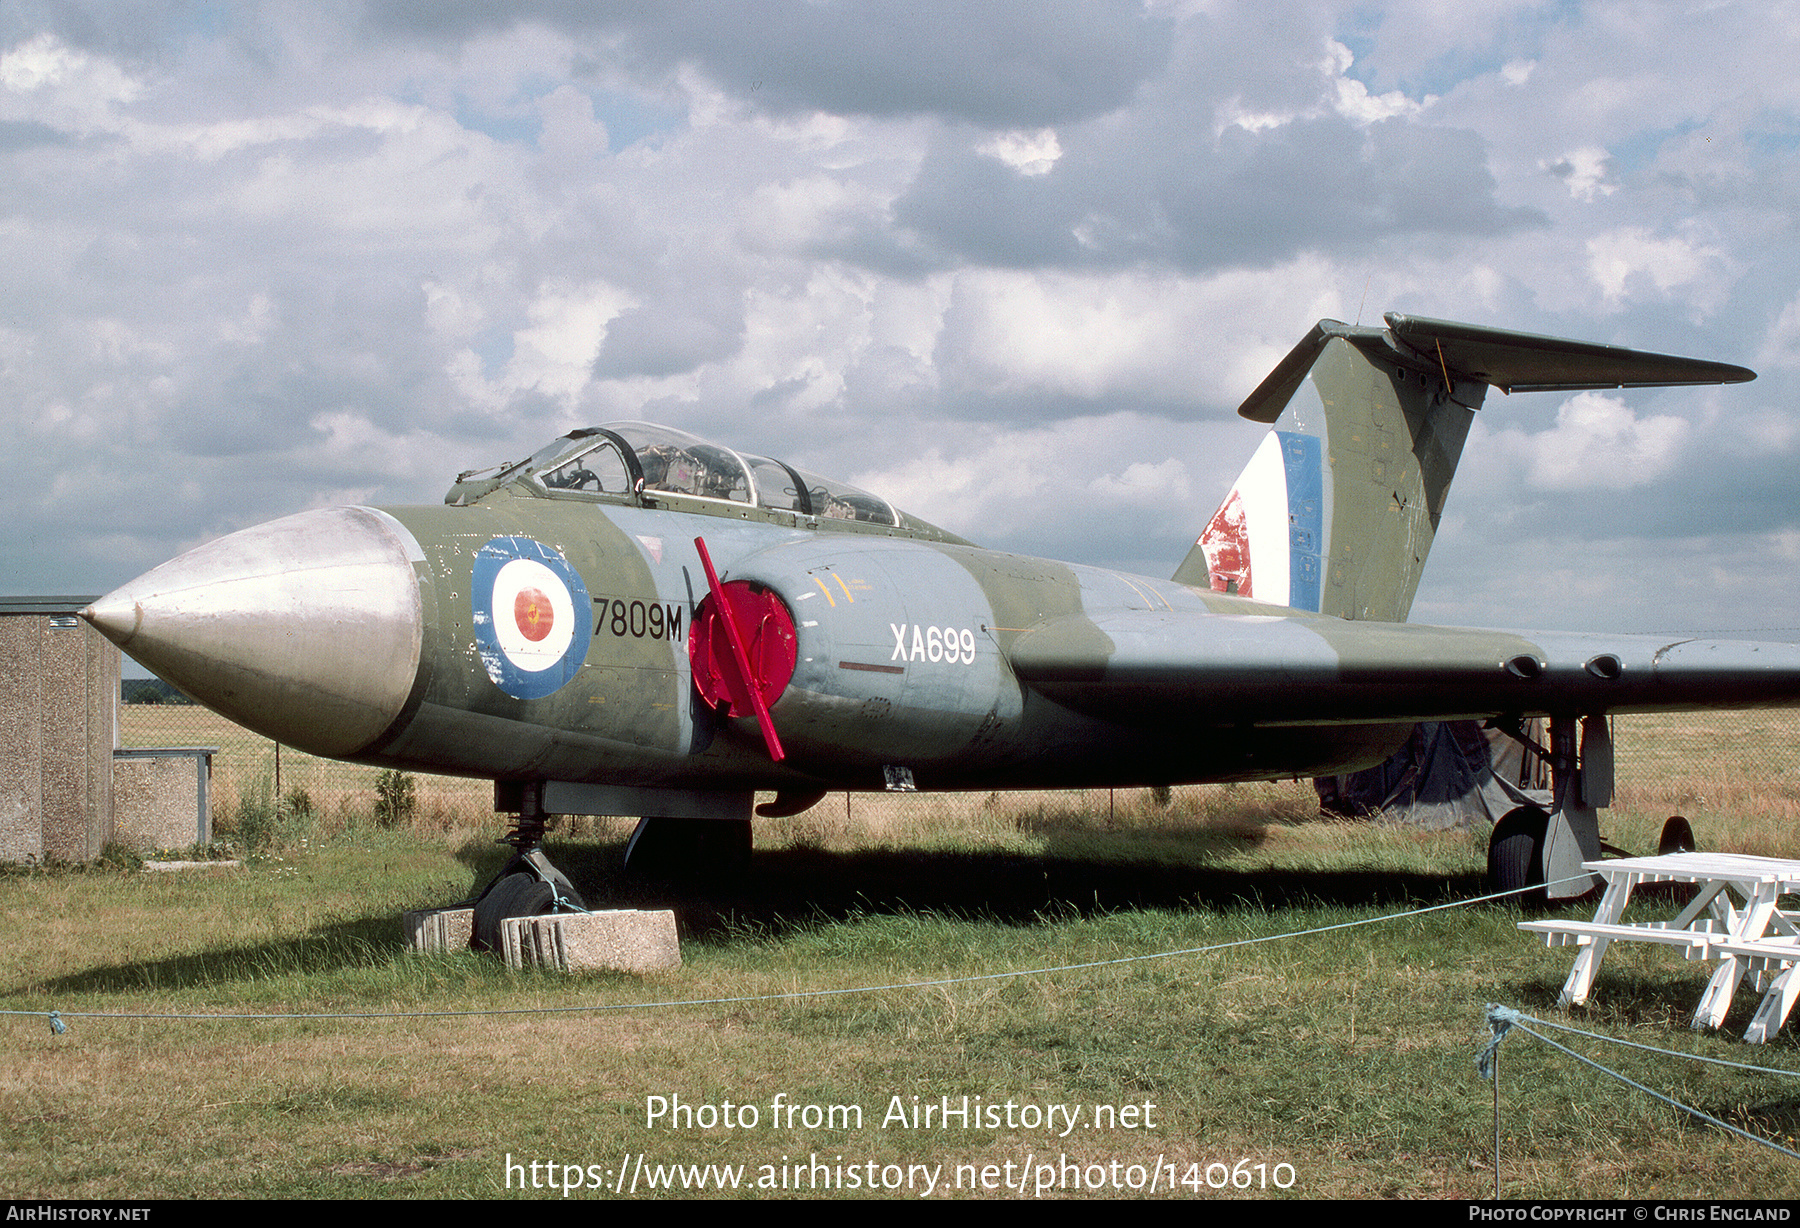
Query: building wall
114,751,211,852
0,605,117,862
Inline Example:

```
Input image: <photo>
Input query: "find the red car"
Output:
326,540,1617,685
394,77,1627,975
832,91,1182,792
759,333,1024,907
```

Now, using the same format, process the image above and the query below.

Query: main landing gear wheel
624,817,752,879
1488,805,1550,907
1658,815,1696,856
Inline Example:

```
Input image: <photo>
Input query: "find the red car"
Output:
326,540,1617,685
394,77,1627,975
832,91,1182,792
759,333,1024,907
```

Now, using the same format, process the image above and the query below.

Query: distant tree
121,678,192,705
121,679,161,704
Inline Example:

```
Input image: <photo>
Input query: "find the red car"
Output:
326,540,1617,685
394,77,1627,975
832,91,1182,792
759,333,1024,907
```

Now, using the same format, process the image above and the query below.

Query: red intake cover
689,581,798,717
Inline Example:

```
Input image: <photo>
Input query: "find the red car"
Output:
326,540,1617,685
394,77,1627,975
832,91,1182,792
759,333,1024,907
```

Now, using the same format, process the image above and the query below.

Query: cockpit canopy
447,422,963,542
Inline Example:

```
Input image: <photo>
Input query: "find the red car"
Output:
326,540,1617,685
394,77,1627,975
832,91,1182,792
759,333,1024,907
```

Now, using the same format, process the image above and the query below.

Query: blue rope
1479,1004,1800,1160
547,884,588,914
1477,1002,1522,1079
1523,1010,1800,1079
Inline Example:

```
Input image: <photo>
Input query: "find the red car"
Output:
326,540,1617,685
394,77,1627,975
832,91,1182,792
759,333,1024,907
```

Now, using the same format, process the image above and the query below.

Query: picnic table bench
1519,852,1800,1043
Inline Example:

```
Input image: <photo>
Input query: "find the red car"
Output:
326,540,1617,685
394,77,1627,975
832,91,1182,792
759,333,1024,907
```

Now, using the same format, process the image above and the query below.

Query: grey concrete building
0,596,115,862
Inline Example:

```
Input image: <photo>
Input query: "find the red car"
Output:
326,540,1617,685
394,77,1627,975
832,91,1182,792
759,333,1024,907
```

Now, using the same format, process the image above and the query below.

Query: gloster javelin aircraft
82,313,1800,935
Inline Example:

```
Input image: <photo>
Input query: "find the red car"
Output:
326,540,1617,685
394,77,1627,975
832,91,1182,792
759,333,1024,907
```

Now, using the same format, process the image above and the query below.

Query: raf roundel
472,536,593,699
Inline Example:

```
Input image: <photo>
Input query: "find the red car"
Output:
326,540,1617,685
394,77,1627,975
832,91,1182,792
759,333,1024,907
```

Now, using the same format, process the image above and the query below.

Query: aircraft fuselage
361,492,1415,792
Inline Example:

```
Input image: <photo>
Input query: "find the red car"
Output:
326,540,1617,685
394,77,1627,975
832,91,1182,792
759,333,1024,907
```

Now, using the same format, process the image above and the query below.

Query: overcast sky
4,1,1798,637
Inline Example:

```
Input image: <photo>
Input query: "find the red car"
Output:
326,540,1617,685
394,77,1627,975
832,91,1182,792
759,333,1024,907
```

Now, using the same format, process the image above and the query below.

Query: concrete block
493,909,682,973
558,909,682,973
499,914,529,969
439,908,474,953
0,619,44,863
0,605,116,863
404,906,473,953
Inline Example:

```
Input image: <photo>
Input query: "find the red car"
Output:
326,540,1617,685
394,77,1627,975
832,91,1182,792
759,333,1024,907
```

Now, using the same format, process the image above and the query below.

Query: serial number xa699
891,622,978,665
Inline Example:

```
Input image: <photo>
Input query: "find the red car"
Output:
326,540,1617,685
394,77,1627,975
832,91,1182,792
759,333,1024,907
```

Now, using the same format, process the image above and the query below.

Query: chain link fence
118,694,1800,842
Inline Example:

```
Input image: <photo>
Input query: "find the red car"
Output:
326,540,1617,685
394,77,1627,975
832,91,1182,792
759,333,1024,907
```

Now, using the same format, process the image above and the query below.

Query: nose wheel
469,848,589,951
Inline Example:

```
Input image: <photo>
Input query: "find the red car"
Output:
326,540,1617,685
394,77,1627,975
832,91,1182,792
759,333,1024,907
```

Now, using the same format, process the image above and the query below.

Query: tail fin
1173,313,1754,622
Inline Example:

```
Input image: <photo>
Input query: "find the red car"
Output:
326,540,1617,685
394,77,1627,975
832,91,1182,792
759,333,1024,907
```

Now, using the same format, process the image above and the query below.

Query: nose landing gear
469,782,588,952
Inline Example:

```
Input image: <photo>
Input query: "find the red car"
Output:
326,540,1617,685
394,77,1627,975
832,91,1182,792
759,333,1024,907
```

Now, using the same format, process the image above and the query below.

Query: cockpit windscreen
498,423,901,526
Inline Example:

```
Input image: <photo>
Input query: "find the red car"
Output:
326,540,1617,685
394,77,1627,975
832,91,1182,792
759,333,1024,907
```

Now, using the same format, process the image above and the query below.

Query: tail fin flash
1174,313,1754,622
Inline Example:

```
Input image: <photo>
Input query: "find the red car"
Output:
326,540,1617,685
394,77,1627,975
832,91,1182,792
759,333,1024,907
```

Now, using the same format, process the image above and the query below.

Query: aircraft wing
1006,611,1800,727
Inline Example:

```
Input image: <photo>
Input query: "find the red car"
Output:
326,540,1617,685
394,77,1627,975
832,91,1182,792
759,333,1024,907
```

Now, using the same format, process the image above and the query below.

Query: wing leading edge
1006,610,1800,727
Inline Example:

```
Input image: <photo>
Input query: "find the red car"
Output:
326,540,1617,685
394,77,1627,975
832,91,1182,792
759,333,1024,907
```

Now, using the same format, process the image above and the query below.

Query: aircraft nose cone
83,506,425,758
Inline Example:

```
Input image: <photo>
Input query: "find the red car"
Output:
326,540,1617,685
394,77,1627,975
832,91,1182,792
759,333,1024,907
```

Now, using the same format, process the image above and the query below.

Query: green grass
4,794,1800,1200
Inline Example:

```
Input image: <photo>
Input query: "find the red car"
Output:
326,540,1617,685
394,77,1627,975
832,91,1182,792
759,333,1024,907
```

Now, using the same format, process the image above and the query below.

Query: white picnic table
1519,852,1800,1043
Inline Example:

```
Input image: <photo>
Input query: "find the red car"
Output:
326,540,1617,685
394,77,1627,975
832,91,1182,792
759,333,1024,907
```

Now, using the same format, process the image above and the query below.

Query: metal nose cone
83,506,425,758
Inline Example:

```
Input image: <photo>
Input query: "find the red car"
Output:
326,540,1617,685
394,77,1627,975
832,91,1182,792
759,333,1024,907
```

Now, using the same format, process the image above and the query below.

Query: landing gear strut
469,782,588,951
1486,713,1610,901
1484,716,1700,901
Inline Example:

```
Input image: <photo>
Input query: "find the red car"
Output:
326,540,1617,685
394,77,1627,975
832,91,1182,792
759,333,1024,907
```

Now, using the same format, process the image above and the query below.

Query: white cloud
1214,100,1293,136
938,259,1345,408
536,85,610,161
1517,392,1691,490
0,33,144,137
1320,40,1431,124
1088,457,1191,505
1586,227,1732,311
509,283,636,406
979,128,1063,176
1759,292,1800,371
1545,146,1616,201
0,33,83,92
1216,38,1433,135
